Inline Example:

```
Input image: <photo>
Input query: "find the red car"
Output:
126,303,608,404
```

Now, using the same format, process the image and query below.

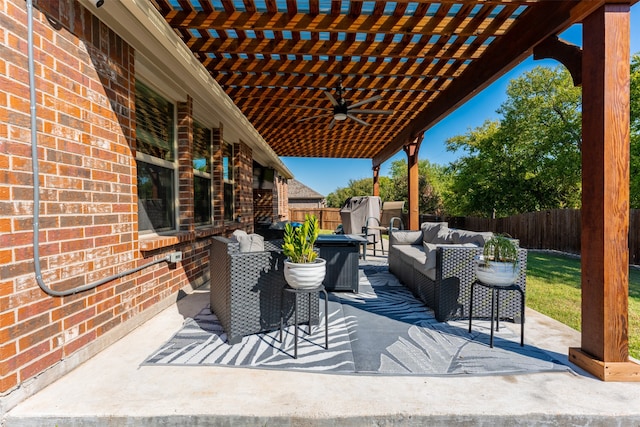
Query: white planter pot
475,258,520,287
284,258,327,289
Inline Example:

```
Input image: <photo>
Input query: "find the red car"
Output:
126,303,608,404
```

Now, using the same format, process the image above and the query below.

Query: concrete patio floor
4,249,640,426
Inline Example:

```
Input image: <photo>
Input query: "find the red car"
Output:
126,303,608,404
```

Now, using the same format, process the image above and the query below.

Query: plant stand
280,284,329,358
468,280,525,348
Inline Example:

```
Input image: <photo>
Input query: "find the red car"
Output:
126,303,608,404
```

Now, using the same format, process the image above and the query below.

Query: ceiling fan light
334,112,347,121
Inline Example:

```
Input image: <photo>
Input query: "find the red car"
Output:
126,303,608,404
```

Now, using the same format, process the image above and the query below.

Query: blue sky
282,5,640,197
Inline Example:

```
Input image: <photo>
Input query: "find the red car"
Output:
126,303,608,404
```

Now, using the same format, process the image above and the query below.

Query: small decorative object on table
282,214,326,289
475,234,520,286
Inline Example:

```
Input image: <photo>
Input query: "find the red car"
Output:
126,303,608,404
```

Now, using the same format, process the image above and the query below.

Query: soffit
151,0,622,165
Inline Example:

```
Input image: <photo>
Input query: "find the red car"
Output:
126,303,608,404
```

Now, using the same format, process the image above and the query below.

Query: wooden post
568,3,640,381
372,165,380,197
403,135,422,230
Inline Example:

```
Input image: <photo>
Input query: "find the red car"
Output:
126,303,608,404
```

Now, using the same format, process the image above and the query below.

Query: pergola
151,0,639,381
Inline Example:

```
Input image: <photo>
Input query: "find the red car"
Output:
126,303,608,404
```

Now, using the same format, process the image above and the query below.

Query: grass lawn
527,251,640,359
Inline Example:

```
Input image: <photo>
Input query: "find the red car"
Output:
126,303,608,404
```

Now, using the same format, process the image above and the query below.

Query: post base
569,347,640,382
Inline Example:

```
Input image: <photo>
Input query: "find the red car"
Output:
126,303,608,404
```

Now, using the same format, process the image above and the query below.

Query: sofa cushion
432,227,455,244
389,229,423,246
450,229,493,246
423,242,437,270
393,244,426,265
413,259,437,281
421,222,448,243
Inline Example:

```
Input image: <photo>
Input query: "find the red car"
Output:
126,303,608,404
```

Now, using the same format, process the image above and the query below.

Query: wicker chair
210,236,319,344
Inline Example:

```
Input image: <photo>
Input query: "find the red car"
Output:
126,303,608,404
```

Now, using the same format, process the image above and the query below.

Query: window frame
135,79,179,235
223,141,234,222
192,120,213,226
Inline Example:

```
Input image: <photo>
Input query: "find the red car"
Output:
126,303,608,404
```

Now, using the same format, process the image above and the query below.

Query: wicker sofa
210,236,319,344
388,222,527,322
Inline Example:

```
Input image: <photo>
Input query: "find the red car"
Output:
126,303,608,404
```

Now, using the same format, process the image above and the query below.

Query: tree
445,66,582,217
325,159,449,216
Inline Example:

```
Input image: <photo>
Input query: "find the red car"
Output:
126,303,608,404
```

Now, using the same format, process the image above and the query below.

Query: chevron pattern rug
143,265,571,376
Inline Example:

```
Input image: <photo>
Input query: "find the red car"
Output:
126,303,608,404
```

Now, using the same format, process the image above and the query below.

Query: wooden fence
290,207,640,264
289,208,342,232
460,209,640,265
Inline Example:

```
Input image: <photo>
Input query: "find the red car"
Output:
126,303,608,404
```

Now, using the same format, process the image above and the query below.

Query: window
223,143,234,222
135,81,176,233
193,121,212,225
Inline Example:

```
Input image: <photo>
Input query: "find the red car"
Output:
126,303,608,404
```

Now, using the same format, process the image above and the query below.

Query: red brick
18,323,61,351
0,340,18,361
63,329,95,356
20,346,62,383
17,297,59,321
0,373,18,393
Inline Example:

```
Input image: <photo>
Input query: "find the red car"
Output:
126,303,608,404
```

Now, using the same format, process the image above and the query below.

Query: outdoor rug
143,265,572,376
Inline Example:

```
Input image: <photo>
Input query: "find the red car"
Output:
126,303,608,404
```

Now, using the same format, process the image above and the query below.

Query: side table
280,284,329,358
315,234,366,292
468,279,525,348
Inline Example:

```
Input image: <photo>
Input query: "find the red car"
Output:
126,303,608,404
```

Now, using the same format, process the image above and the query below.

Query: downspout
27,0,171,297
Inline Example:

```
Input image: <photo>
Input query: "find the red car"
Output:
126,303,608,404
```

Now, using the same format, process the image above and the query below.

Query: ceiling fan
293,83,394,129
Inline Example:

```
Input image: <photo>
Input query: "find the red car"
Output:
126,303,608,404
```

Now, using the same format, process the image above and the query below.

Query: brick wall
0,0,259,405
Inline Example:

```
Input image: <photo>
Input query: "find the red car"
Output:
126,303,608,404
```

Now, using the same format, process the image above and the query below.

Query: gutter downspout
27,0,171,297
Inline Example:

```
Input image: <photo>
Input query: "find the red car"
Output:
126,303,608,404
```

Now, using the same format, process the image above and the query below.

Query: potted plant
282,214,326,289
475,234,520,286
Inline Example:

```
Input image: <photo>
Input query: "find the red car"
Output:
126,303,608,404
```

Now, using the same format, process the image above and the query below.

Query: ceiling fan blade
292,105,331,112
328,118,336,129
324,91,340,107
348,95,381,109
349,109,394,115
347,114,370,126
295,113,331,123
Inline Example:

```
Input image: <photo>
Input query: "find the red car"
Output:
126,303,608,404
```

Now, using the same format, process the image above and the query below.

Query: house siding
0,0,268,408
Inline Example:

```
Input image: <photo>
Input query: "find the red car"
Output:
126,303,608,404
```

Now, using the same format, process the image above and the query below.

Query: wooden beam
569,3,640,382
372,165,380,197
403,135,422,230
533,36,583,86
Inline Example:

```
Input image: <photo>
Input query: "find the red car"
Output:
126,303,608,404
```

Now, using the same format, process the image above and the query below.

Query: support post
568,3,640,381
403,135,422,230
372,165,380,197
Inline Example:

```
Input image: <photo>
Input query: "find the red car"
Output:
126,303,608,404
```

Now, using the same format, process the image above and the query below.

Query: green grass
527,252,640,359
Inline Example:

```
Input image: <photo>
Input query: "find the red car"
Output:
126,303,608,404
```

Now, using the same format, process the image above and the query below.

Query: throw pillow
231,229,248,241
236,233,265,252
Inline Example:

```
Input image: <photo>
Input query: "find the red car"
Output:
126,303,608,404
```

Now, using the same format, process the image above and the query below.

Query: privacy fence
290,208,640,265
